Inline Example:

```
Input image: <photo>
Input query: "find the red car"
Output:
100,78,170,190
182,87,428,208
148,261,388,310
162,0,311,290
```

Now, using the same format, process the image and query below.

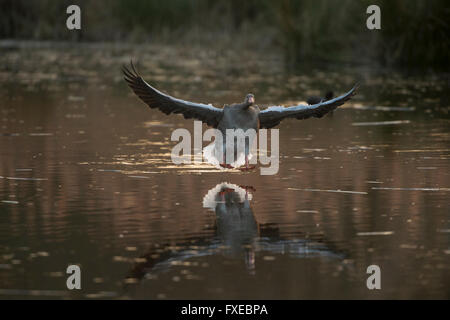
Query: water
0,42,449,299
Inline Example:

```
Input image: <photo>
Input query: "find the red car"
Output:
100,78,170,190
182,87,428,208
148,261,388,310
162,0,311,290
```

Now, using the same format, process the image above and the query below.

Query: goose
123,62,358,170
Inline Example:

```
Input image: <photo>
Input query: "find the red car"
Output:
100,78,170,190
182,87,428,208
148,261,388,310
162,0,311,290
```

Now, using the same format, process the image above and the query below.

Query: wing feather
259,85,359,129
123,62,223,128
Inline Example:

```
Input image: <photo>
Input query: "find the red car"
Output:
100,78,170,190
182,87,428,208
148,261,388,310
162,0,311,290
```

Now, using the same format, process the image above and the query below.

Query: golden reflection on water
0,43,449,299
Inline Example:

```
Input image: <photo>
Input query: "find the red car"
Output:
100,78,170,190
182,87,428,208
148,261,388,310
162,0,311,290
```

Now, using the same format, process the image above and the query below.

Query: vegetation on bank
0,0,448,69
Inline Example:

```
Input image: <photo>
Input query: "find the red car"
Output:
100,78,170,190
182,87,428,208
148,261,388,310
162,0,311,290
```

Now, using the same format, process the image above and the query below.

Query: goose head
244,93,255,107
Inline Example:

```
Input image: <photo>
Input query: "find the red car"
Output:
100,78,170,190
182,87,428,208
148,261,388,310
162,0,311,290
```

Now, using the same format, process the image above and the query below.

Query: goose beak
249,96,255,104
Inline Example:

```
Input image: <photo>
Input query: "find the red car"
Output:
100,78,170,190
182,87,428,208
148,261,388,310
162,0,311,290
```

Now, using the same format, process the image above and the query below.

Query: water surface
0,42,449,299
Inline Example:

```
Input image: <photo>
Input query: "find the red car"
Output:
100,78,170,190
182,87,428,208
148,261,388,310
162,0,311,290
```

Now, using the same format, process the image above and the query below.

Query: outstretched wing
258,85,358,129
123,62,223,128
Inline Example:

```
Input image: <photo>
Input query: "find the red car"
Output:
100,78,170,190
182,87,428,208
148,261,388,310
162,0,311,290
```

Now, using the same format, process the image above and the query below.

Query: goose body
123,62,358,169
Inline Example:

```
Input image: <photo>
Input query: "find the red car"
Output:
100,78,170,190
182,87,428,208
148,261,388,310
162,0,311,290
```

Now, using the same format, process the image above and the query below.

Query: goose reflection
125,183,345,283
203,183,258,272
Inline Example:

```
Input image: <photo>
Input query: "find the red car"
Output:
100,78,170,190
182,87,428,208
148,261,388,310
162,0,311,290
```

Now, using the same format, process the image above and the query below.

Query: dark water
0,43,449,299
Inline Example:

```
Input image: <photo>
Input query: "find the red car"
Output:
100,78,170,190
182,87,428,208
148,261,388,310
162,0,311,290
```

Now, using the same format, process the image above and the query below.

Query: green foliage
0,0,448,69
271,0,449,68
374,0,449,68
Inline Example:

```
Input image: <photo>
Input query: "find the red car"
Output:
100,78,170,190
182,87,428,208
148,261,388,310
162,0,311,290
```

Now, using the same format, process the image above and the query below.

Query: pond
0,42,448,299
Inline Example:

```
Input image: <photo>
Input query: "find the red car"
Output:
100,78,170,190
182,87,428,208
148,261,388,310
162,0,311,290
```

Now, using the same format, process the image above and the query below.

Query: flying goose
123,62,358,170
